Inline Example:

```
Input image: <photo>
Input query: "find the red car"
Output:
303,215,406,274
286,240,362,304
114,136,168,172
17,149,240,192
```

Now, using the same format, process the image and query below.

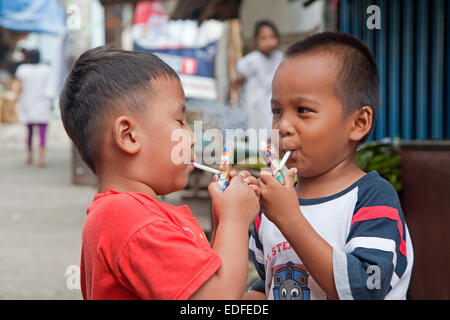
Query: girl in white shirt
234,20,284,135
15,50,52,167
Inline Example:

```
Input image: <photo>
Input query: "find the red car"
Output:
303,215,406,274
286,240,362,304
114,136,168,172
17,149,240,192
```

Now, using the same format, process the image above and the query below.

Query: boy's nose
188,126,195,148
278,116,296,137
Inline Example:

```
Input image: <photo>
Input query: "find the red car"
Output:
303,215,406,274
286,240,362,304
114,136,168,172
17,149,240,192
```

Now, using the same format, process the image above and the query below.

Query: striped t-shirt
249,171,413,300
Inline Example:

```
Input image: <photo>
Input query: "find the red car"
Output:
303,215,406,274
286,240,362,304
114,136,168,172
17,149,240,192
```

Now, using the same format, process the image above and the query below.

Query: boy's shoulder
83,191,171,246
241,50,261,61
295,171,400,211
237,50,265,71
353,170,401,210
82,191,189,266
87,190,161,221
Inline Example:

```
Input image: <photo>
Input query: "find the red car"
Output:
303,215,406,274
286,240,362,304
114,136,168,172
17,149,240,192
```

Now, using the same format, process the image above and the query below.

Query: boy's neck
97,174,159,201
296,153,366,200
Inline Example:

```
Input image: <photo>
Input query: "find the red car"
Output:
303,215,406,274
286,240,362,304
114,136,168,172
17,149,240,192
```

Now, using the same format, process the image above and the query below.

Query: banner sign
133,1,224,100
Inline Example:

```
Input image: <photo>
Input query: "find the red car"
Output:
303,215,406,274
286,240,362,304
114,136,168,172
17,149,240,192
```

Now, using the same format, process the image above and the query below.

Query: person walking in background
233,20,283,136
15,49,52,167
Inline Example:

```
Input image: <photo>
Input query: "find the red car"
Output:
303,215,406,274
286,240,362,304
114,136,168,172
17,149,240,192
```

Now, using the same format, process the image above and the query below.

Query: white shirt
249,171,414,300
236,50,283,133
16,63,52,124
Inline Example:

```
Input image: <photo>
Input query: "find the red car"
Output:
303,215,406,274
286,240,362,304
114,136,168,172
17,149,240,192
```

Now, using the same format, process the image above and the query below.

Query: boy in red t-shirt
59,47,260,299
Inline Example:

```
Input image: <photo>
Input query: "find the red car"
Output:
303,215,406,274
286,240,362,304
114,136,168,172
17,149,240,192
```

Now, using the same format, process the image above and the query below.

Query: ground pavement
0,118,94,299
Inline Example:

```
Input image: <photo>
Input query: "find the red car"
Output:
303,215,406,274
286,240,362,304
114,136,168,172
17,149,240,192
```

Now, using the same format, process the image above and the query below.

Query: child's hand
213,170,260,198
259,168,300,226
208,174,260,226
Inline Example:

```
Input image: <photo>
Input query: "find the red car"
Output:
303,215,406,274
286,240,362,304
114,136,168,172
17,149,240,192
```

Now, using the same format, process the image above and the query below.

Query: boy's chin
157,182,187,196
171,173,192,193
158,165,193,195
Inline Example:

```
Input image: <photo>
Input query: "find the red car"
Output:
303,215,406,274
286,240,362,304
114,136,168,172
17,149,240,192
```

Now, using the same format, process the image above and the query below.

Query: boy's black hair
254,19,280,40
59,46,179,173
285,32,380,144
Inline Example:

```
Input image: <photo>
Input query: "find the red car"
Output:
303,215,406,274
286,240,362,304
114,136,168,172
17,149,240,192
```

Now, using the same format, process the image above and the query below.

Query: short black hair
285,32,380,144
254,19,280,40
59,46,179,173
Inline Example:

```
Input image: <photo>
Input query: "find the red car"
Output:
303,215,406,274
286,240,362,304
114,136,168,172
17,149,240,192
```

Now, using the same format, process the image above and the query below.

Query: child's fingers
229,170,238,179
249,185,261,199
213,174,218,182
283,168,297,189
238,170,252,179
243,175,258,186
208,181,222,198
229,173,243,186
259,170,275,186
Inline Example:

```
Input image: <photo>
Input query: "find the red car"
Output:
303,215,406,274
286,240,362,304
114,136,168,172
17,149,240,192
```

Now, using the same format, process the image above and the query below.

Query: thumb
229,173,243,187
208,181,222,198
283,168,297,189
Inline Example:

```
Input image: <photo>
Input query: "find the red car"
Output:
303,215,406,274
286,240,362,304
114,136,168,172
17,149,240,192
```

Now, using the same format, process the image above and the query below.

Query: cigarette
279,151,291,169
193,162,220,175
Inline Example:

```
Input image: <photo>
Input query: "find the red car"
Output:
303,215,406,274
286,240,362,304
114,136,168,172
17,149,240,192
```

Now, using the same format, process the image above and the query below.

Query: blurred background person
15,49,52,167
233,20,283,136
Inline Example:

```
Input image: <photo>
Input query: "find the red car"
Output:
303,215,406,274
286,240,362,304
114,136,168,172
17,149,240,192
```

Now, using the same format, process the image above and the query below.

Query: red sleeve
114,220,222,300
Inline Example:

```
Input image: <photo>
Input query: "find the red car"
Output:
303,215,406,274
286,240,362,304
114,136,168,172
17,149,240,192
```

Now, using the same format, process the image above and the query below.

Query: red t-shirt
80,190,222,300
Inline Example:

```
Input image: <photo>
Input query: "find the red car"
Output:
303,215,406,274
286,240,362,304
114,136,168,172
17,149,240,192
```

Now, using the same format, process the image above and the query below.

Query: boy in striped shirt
246,32,413,300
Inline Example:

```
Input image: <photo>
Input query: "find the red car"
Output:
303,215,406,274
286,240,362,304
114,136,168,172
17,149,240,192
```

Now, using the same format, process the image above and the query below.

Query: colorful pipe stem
260,145,288,184
218,147,233,191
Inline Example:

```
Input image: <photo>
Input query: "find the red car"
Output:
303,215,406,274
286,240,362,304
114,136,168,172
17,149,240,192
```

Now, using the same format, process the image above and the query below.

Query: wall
339,0,450,141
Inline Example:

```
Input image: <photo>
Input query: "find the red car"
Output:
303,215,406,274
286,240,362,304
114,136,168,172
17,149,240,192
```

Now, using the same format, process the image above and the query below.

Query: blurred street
0,117,94,299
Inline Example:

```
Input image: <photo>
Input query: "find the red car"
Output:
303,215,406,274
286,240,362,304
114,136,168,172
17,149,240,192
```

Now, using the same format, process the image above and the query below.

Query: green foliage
246,156,267,170
356,141,402,192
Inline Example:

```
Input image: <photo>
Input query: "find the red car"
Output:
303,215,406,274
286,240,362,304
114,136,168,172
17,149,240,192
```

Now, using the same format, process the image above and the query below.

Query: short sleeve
15,65,25,80
115,220,222,300
248,211,266,293
332,177,412,300
333,210,401,300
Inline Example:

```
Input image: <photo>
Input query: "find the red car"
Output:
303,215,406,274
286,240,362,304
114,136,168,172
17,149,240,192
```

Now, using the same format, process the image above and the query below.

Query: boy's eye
297,107,311,114
272,108,281,115
177,119,185,126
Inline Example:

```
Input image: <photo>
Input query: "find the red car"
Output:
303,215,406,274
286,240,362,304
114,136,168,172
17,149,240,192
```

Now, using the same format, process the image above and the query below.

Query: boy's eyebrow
290,96,320,105
271,96,320,106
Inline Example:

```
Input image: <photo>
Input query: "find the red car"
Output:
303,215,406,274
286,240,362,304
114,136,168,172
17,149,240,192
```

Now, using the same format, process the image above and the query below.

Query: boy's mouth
281,147,300,161
282,146,298,154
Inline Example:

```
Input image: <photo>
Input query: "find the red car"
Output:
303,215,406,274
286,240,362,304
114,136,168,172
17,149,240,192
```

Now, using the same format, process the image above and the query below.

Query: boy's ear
112,116,141,154
349,106,373,142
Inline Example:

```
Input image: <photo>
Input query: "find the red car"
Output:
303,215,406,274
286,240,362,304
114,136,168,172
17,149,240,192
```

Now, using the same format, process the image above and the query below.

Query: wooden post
228,19,242,107
103,3,124,48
